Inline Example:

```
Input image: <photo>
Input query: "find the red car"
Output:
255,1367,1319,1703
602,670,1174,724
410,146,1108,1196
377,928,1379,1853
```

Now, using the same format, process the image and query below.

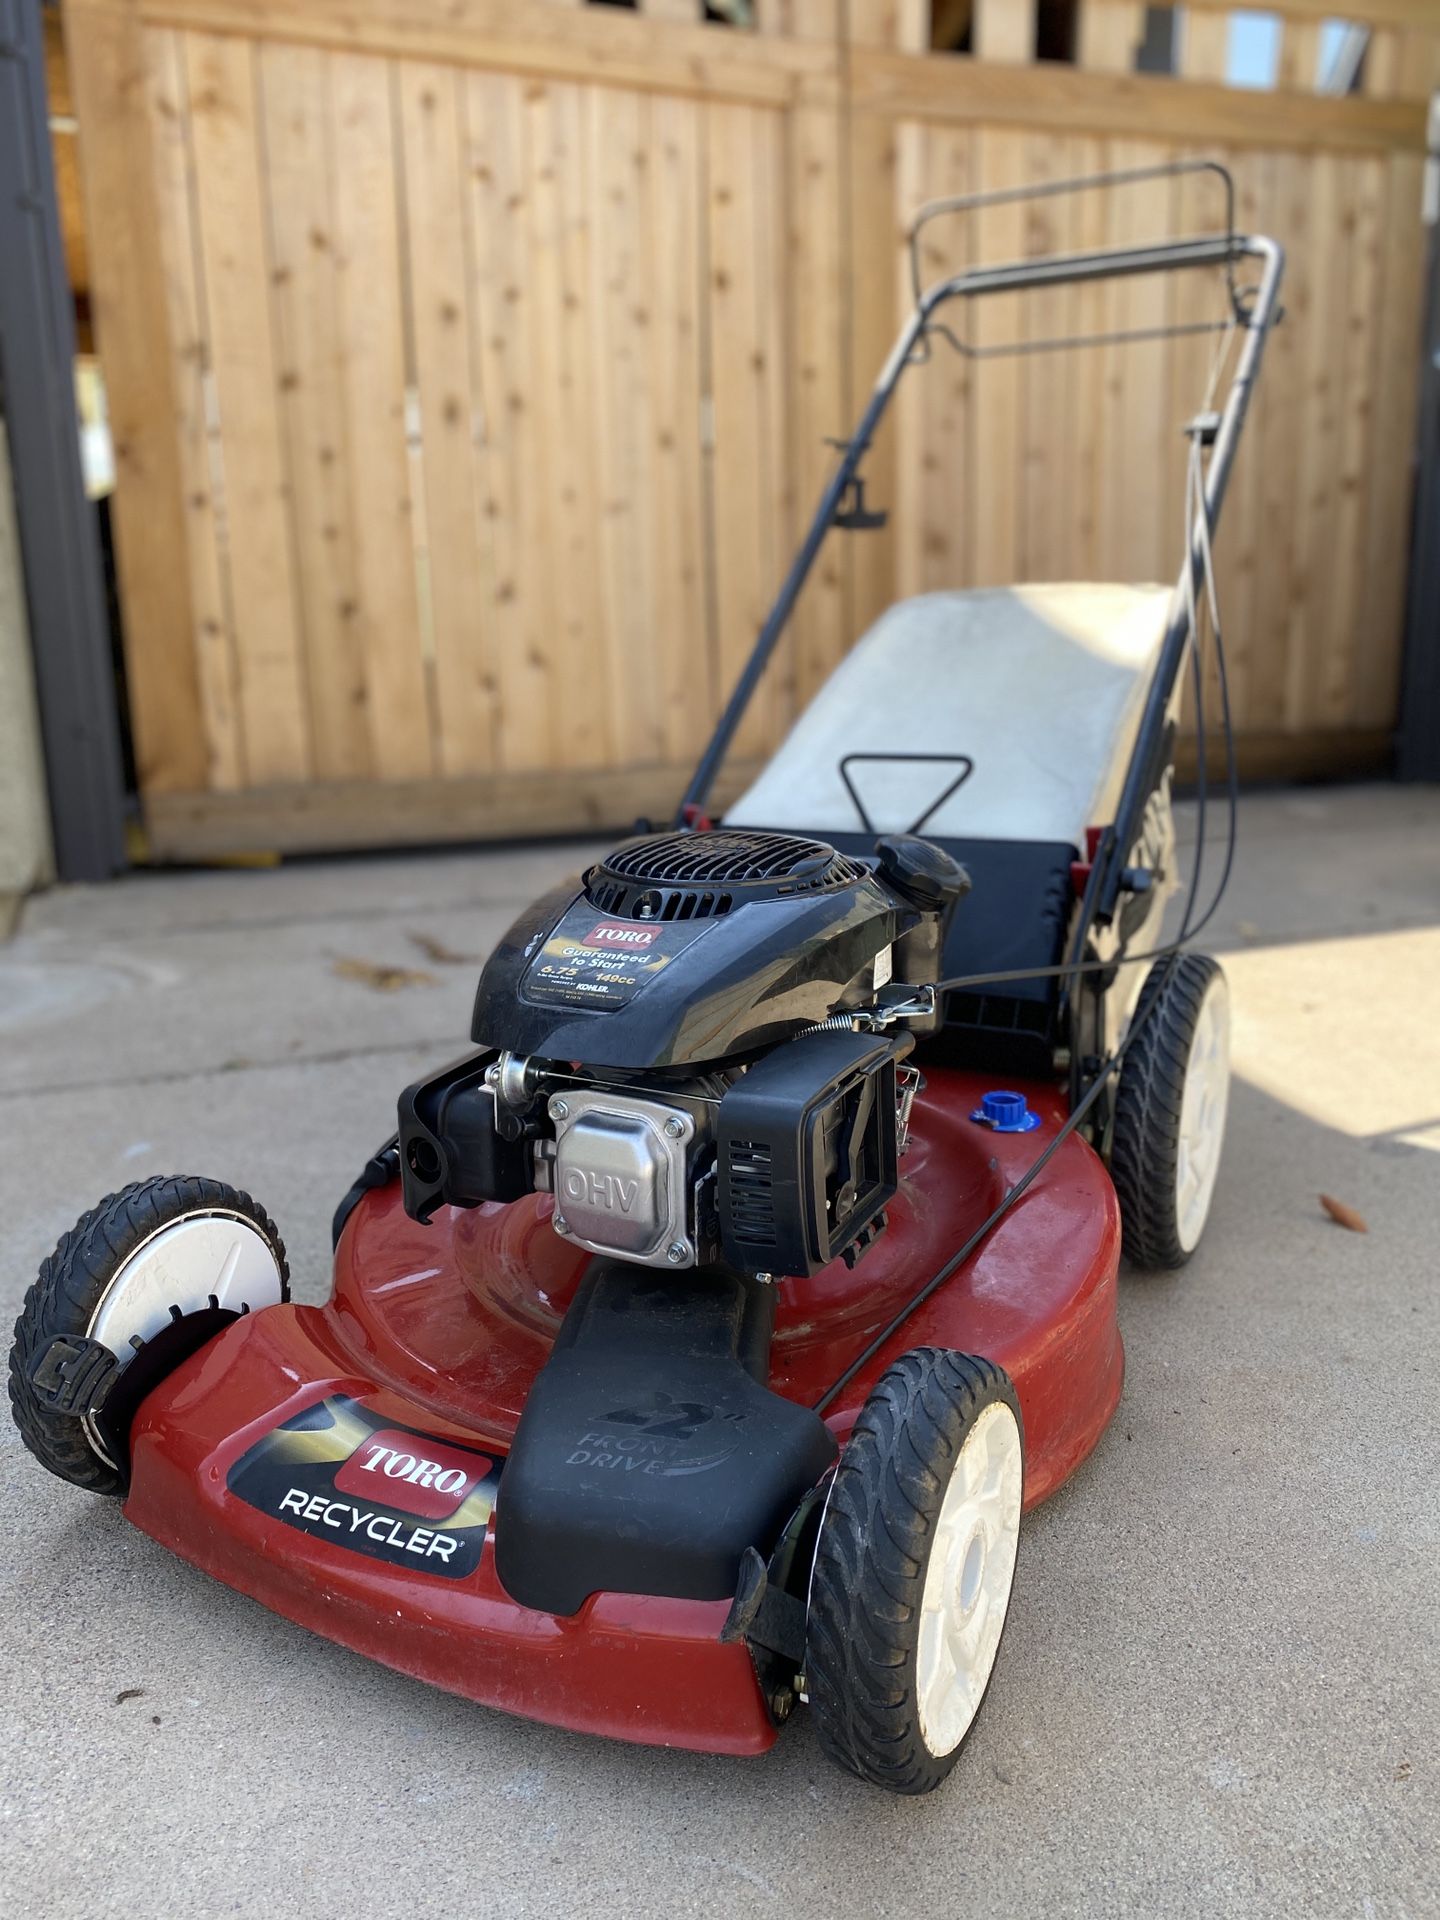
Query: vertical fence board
512,77,566,774
847,105,903,643
1095,144,1173,586
1017,133,1079,583
330,51,432,779
891,117,928,601
1398,31,1440,100
974,0,1036,65
1362,27,1402,96
757,96,795,724
788,83,850,705
588,86,662,766
895,123,975,597
1277,21,1321,90
1214,148,1271,728
1357,150,1425,726
1182,11,1230,83
707,99,792,758
968,127,1027,588
400,64,498,776
64,1,208,796
847,0,907,646
1285,152,1349,730
524,79,611,770
1320,154,1385,726
1077,1,1143,73
145,27,244,790
553,80,612,768
1245,149,1307,734
259,43,370,783
640,94,711,765
848,0,929,51
185,30,310,782
1165,151,1225,741
1062,134,1111,586
460,70,548,774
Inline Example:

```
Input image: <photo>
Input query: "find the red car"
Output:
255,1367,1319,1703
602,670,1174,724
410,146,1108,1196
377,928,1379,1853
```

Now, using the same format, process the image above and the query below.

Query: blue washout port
971,1089,1042,1133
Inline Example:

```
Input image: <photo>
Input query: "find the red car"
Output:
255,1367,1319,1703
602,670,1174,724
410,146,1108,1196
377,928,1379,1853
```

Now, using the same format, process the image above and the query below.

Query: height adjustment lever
832,475,888,532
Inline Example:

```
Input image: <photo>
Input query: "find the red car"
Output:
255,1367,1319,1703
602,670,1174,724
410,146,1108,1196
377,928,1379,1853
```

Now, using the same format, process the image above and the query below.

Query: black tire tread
1111,952,1224,1271
806,1347,1022,1795
8,1176,288,1495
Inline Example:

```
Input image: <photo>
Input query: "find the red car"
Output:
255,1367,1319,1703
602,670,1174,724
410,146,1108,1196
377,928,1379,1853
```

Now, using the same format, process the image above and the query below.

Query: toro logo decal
226,1395,501,1581
334,1428,489,1520
582,921,660,949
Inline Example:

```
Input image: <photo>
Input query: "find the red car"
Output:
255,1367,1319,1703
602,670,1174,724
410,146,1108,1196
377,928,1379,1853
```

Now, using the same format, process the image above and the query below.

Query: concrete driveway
2,785,1436,1920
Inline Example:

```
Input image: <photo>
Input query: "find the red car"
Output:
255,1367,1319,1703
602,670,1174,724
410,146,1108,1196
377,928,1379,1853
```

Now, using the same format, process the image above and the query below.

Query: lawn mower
9,166,1283,1794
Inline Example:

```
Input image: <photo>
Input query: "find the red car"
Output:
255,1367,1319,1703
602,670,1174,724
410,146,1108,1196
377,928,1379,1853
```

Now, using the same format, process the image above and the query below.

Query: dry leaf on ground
332,957,438,993
407,931,475,966
1319,1193,1368,1234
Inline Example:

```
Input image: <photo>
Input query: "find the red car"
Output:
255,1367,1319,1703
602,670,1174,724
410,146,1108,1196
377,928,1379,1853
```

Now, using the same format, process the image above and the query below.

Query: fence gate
64,0,1435,856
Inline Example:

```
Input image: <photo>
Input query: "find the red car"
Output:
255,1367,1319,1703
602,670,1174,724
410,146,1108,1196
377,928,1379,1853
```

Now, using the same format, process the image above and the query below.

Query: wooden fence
63,0,1435,856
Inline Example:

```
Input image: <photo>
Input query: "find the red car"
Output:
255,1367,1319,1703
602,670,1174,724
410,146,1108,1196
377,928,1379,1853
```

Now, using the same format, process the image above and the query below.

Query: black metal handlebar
677,162,1285,940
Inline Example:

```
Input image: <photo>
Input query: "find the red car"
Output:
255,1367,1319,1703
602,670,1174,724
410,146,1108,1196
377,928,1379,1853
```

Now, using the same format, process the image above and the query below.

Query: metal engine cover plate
549,1090,697,1268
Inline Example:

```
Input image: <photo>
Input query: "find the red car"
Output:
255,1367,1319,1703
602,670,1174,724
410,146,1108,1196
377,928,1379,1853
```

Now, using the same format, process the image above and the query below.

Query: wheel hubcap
916,1399,1023,1758
1175,975,1231,1254
83,1212,284,1468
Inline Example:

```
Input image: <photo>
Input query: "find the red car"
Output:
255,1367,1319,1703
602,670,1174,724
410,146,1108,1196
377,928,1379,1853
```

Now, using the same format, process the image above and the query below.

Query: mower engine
398,827,968,1279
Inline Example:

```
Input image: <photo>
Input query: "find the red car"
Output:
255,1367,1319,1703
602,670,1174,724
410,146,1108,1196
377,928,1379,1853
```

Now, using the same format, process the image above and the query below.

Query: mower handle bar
677,214,1285,936
905,158,1239,319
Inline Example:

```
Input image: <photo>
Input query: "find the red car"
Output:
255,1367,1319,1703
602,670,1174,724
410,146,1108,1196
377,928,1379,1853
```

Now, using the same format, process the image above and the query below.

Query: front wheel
805,1349,1024,1794
8,1175,289,1493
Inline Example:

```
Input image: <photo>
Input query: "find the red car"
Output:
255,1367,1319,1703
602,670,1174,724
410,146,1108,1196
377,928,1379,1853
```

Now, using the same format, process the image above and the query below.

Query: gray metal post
0,0,126,879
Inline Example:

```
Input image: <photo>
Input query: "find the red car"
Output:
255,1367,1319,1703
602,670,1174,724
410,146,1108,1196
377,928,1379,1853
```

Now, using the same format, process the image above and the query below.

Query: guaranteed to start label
521,904,713,1011
227,1395,501,1580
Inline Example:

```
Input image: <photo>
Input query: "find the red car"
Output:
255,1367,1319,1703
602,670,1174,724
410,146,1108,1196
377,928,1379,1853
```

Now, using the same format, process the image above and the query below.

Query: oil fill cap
971,1089,1041,1133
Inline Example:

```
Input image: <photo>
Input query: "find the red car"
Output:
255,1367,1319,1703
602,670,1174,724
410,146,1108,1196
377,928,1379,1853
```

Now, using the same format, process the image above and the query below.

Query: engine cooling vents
723,1140,776,1247
585,828,866,923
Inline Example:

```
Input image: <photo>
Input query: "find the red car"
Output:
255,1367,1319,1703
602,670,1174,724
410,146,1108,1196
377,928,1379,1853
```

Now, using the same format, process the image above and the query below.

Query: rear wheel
1111,953,1231,1269
8,1176,288,1492
805,1349,1024,1794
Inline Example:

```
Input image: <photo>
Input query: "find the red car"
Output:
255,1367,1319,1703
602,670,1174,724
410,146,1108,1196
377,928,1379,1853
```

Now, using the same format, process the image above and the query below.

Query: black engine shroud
470,829,915,1070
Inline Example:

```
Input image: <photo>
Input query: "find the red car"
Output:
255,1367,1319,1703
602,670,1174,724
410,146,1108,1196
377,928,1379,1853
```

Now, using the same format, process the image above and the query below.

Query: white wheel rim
87,1212,283,1358
916,1399,1023,1758
1175,974,1231,1255
83,1211,284,1468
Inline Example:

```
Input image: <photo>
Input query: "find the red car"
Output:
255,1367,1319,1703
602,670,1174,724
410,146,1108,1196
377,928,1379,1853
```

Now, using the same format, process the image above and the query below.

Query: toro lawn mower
10,166,1283,1794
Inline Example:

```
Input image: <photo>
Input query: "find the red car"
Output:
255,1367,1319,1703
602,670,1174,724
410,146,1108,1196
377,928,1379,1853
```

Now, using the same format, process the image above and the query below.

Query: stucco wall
0,413,54,898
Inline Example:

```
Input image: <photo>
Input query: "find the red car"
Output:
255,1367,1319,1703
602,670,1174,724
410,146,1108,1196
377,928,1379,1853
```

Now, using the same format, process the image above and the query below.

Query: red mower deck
123,1067,1121,1756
